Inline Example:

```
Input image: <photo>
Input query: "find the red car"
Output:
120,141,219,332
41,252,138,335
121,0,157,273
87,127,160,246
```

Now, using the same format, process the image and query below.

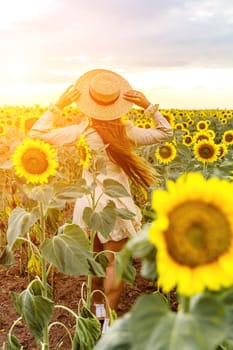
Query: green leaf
121,225,157,280
6,334,22,350
115,250,136,284
11,288,54,342
72,306,101,350
191,294,229,350
94,251,109,270
6,207,39,250
45,207,60,233
93,313,133,350
114,207,135,220
54,181,90,200
129,292,171,350
127,293,228,350
41,223,93,275
23,184,54,207
87,257,106,277
102,179,130,197
83,204,117,238
0,247,14,267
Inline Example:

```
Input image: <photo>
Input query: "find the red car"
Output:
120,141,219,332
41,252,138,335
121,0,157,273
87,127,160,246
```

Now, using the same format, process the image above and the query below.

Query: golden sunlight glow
6,62,28,83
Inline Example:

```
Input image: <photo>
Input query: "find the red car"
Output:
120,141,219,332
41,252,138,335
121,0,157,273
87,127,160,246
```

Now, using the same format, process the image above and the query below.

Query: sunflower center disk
199,144,214,158
165,201,231,267
159,146,172,159
22,148,49,174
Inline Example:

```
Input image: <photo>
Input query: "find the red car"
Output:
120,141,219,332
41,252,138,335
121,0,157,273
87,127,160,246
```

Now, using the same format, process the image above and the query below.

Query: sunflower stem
181,296,190,313
39,201,49,349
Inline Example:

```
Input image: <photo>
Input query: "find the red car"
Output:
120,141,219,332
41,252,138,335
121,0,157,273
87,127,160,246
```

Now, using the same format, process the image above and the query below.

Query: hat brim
75,69,133,120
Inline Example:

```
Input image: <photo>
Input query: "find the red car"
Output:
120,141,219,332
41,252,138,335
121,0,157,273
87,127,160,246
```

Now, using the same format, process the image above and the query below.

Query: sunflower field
1,104,233,349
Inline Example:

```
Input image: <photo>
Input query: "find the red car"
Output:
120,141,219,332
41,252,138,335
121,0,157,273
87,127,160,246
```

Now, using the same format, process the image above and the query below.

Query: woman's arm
29,85,88,145
123,90,173,146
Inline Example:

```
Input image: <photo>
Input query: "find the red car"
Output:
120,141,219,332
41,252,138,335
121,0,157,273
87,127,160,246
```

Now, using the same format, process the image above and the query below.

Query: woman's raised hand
55,84,81,110
123,90,151,109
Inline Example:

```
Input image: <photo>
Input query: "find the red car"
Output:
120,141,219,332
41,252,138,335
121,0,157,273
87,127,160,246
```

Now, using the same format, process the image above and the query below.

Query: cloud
0,0,233,84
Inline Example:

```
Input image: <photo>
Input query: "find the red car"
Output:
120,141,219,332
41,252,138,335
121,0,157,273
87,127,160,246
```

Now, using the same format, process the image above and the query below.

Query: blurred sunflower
219,117,228,125
174,122,185,131
76,135,92,168
222,130,233,145
134,119,154,128
196,120,210,131
0,122,6,136
182,134,193,147
19,115,39,134
4,117,15,128
217,143,228,159
12,138,59,184
155,142,177,164
193,139,219,163
163,113,175,127
192,131,211,144
206,129,216,139
149,172,233,296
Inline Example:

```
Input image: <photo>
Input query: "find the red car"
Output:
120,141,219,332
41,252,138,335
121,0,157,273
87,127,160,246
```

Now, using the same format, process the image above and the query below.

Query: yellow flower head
182,134,193,147
12,138,59,184
193,139,219,163
155,142,177,164
196,120,209,131
0,122,6,136
76,135,92,168
149,172,233,296
222,130,233,145
20,115,39,134
217,143,228,159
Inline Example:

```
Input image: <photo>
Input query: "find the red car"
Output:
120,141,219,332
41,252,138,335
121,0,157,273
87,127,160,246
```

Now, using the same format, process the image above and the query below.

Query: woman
29,69,173,330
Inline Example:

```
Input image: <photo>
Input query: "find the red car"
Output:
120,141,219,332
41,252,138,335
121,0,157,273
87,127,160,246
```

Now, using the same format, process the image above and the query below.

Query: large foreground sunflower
12,138,59,184
148,172,233,296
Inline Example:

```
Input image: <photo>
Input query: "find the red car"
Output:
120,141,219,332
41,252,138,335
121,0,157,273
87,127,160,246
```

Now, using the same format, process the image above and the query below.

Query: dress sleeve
125,105,173,146
29,106,89,146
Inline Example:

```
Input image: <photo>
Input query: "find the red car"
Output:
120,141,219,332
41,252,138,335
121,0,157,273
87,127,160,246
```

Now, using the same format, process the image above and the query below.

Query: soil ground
0,251,167,349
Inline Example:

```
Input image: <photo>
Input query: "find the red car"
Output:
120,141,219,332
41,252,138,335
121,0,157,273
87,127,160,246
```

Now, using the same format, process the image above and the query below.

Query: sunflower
222,130,233,145
155,142,177,164
193,139,219,163
206,129,216,139
196,120,210,131
76,135,92,168
134,119,154,128
0,122,6,136
192,131,211,144
19,115,39,134
182,134,193,147
217,143,228,159
148,172,233,296
12,138,59,184
163,113,175,127
174,122,185,131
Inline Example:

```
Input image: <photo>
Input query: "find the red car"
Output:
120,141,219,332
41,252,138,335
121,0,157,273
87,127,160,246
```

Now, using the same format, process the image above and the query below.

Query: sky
0,0,232,109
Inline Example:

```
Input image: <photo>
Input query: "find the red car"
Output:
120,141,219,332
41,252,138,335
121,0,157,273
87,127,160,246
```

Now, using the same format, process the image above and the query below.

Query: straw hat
75,69,133,120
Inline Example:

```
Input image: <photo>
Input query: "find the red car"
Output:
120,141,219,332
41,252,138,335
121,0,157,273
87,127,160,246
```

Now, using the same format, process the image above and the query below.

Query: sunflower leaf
41,223,98,275
83,203,117,238
127,293,228,350
6,207,39,250
102,179,130,197
11,288,54,343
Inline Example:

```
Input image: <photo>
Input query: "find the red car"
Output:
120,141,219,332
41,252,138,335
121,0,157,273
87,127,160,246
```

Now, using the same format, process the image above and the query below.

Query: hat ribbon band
89,90,119,106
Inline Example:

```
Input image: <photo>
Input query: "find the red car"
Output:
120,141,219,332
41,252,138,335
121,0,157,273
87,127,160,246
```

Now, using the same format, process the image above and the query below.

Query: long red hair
91,118,160,191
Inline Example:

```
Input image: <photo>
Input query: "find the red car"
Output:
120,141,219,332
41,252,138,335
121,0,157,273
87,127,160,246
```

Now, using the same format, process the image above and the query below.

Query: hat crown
89,72,120,105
